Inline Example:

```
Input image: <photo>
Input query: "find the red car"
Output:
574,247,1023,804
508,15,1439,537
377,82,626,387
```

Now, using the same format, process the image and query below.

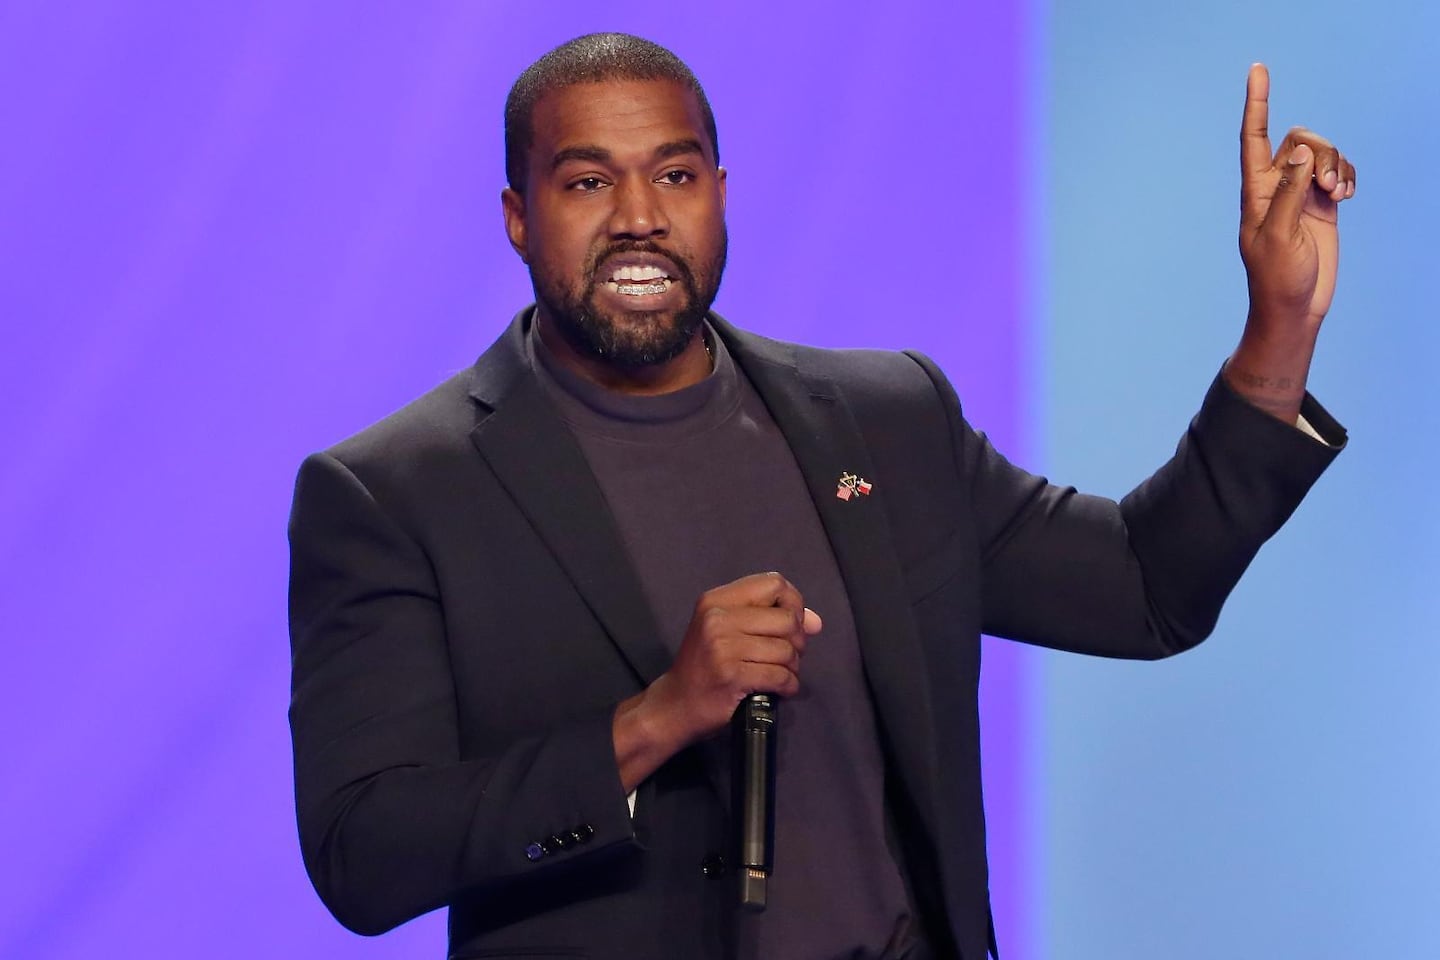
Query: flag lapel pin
836,472,874,501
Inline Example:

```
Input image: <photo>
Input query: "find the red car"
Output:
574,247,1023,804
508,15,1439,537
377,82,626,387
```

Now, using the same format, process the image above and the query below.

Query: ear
501,186,528,263
717,166,727,212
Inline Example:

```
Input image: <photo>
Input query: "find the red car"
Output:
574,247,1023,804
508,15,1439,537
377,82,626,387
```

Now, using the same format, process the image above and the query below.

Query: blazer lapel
717,320,943,834
465,316,671,687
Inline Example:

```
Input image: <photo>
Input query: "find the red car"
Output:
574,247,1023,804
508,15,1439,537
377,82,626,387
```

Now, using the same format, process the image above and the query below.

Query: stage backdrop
1035,0,1440,957
1,1,1434,958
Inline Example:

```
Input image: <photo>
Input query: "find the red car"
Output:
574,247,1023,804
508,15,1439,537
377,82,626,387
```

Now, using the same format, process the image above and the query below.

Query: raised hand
612,572,823,792
1226,63,1357,423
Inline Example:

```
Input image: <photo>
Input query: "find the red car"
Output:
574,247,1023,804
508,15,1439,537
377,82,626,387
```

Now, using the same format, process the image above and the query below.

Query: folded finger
724,571,802,613
737,634,805,670
1289,129,1340,191
1265,142,1315,239
740,662,801,699
735,606,811,642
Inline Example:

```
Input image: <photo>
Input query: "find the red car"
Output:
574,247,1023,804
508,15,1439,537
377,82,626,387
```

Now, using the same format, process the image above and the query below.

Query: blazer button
576,823,595,841
701,854,726,878
525,842,544,862
550,833,572,851
568,829,588,846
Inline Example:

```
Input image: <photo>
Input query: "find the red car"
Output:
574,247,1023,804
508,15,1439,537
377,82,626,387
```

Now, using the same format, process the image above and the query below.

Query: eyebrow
550,145,611,171
653,138,707,162
549,138,709,172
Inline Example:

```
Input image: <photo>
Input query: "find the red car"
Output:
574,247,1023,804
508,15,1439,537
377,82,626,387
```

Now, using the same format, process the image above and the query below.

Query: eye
568,176,607,192
657,169,694,186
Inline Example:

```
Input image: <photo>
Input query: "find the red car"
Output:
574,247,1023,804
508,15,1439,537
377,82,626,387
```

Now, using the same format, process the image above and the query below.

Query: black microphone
732,692,777,911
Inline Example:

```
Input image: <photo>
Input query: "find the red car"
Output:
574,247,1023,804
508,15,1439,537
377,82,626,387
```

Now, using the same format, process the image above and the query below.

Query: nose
608,176,669,240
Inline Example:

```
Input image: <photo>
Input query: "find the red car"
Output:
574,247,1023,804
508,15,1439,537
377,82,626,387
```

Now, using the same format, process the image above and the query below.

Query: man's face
502,79,727,368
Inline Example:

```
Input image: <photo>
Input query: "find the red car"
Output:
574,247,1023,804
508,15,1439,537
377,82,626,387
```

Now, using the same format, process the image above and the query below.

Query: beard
532,230,727,369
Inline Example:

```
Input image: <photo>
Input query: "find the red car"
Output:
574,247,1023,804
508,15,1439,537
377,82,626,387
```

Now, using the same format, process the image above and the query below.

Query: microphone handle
733,692,776,911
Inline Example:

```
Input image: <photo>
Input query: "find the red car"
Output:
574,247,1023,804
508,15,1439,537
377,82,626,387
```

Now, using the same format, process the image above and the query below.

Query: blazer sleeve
909,353,1346,658
287,451,638,936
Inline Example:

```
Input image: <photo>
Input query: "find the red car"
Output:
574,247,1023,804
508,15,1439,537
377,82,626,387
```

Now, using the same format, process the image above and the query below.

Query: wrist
1222,355,1305,423
612,680,690,793
1225,311,1320,422
1241,304,1322,347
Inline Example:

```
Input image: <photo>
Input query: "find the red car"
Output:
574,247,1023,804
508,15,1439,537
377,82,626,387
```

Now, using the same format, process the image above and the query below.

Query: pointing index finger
1241,62,1273,179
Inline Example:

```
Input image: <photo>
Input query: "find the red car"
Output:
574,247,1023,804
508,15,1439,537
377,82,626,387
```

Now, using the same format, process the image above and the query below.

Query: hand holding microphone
611,571,821,908
664,572,820,910
634,572,820,750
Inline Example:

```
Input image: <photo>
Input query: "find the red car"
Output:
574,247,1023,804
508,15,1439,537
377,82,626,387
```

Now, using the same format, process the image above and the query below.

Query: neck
534,310,713,396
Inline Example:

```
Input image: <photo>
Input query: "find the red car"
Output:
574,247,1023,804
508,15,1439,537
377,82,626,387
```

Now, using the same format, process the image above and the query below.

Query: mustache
585,241,697,289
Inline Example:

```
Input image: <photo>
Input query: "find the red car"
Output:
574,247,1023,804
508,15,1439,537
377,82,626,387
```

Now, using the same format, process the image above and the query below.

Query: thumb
1265,142,1313,239
801,607,823,635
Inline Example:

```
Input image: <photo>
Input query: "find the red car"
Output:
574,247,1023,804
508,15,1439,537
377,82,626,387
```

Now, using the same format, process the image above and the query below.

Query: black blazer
288,309,1342,959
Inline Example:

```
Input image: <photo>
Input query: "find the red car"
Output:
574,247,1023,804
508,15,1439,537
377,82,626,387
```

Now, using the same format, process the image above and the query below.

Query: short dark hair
504,33,720,194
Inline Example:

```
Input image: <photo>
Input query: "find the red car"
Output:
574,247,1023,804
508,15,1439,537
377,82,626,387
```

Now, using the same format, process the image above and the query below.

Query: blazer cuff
1207,369,1348,459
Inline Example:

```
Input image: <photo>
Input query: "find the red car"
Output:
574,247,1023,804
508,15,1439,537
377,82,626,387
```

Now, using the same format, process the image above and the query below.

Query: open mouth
604,263,673,297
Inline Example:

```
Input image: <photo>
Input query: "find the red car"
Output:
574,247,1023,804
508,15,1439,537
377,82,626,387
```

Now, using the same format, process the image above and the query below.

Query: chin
595,312,700,367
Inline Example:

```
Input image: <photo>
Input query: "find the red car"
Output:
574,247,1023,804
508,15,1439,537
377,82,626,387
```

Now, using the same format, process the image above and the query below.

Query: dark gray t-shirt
529,322,918,959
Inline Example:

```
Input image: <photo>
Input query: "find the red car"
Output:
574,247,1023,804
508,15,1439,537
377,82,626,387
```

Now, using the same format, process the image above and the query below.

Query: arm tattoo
1228,368,1296,392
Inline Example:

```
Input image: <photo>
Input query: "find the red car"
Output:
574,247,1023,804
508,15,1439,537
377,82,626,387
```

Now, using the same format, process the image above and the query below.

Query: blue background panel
1039,1,1440,957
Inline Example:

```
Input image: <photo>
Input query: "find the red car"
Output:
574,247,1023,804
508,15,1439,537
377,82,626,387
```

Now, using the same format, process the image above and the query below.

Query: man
288,33,1353,959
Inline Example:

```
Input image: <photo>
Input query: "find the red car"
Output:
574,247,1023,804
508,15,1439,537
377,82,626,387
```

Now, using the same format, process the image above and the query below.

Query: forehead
527,79,713,166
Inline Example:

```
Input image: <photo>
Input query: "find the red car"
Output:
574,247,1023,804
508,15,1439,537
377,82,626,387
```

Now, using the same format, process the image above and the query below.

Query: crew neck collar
527,313,742,443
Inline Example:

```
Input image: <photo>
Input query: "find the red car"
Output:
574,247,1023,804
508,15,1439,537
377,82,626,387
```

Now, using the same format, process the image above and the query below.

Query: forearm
1222,314,1322,425
612,688,677,794
611,673,707,793
1116,370,1341,647
924,348,1344,657
297,707,636,935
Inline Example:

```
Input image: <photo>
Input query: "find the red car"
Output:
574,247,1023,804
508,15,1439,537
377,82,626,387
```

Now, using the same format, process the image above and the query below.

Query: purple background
1,3,1032,956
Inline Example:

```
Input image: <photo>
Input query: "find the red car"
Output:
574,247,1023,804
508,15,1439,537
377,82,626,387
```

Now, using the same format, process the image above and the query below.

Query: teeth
611,264,668,282
611,279,670,296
